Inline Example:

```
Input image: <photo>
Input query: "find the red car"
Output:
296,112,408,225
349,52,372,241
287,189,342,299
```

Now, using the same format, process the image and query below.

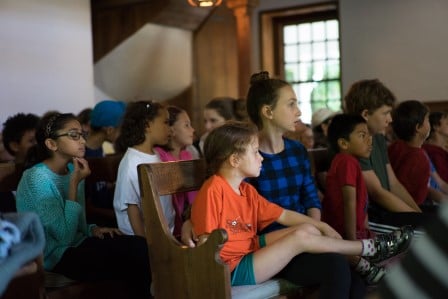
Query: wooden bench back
138,159,231,299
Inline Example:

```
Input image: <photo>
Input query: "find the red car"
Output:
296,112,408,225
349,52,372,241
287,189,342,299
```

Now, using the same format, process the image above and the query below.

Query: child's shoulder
283,137,308,154
331,153,360,170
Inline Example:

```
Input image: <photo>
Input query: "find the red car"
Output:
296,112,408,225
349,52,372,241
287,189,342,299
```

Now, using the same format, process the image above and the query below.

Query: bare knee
294,223,321,236
290,224,315,240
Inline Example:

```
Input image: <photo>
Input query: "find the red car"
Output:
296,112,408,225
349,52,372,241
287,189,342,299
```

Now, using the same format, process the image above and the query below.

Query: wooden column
226,0,259,97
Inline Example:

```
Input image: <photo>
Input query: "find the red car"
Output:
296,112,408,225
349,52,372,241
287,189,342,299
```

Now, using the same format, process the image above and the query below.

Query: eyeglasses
54,130,89,141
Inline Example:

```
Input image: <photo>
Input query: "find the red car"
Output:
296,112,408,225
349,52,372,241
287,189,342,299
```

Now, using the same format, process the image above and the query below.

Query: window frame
260,2,341,122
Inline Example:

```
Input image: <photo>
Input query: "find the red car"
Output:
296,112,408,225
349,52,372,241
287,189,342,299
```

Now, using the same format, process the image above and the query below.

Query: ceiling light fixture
187,0,223,7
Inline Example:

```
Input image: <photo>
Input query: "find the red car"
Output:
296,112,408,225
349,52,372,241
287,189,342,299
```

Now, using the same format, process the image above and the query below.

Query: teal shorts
230,234,266,286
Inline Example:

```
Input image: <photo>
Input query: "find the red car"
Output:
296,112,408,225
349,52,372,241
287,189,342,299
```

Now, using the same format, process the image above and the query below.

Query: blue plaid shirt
247,138,321,232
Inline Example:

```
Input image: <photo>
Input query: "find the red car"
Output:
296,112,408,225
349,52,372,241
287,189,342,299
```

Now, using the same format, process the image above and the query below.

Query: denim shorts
230,234,266,286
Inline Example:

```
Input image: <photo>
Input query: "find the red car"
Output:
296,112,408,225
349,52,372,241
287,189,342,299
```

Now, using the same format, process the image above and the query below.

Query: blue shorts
230,234,266,286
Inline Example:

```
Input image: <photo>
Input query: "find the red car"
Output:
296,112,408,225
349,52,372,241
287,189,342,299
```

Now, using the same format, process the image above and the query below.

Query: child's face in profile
365,105,393,134
203,108,226,133
270,85,301,133
171,111,195,147
345,123,372,159
419,113,431,141
51,120,86,158
437,115,448,137
14,129,37,162
237,136,264,178
299,127,314,150
149,109,171,146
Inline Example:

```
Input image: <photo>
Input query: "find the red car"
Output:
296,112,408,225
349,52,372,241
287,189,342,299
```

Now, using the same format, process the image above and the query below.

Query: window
261,4,341,124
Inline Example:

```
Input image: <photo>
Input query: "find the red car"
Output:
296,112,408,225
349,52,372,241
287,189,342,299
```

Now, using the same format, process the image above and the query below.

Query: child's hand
181,220,198,248
320,222,342,239
91,226,122,239
72,157,91,181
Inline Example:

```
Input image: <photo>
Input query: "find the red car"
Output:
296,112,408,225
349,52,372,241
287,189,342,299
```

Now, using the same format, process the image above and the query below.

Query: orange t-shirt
191,175,283,272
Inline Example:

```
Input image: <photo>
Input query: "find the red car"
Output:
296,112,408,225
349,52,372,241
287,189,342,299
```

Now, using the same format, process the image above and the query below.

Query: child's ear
44,138,58,152
337,138,349,150
361,109,369,121
229,153,240,167
8,142,19,154
261,105,273,119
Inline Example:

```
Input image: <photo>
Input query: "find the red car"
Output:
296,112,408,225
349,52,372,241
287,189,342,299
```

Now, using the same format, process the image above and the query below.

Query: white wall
340,0,448,101
0,0,94,124
253,0,448,102
94,24,193,102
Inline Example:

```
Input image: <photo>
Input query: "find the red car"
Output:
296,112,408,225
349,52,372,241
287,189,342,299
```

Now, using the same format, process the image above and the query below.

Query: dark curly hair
246,71,290,129
115,101,165,151
2,113,40,156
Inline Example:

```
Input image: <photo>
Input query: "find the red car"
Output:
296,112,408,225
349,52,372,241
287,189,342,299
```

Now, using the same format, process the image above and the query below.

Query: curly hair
246,71,290,129
115,101,164,151
2,113,40,156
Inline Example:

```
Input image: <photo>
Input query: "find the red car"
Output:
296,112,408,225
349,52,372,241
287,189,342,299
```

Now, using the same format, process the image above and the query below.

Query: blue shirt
16,163,94,270
247,138,321,232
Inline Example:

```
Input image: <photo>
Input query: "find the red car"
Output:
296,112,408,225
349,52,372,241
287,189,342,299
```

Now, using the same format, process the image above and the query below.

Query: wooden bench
138,159,306,299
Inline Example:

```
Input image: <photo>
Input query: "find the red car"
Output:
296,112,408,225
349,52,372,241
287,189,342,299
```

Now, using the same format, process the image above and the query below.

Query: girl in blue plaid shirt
245,71,364,299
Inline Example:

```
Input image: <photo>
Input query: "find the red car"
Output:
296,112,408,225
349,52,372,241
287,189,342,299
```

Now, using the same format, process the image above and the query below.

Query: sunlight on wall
94,23,193,102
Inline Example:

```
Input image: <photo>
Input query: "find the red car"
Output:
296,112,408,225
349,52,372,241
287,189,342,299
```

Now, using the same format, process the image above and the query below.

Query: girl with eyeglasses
16,113,151,298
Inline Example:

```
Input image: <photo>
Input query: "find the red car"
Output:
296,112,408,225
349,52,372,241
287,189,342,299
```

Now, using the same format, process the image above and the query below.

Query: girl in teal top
16,112,151,298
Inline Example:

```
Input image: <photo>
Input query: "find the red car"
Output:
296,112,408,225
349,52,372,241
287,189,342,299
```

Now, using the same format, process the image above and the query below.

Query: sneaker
362,264,387,285
368,225,414,264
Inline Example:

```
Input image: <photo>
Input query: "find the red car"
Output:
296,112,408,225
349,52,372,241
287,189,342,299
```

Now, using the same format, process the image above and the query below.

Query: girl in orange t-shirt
191,121,413,287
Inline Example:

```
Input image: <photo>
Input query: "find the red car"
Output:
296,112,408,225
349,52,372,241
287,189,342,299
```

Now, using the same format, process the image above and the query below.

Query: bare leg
253,224,363,283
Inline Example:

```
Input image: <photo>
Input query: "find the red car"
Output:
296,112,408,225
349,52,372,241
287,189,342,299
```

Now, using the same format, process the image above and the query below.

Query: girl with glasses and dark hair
16,112,151,298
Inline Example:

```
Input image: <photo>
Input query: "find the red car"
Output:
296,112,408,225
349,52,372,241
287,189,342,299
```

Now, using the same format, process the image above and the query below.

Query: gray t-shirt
359,133,390,191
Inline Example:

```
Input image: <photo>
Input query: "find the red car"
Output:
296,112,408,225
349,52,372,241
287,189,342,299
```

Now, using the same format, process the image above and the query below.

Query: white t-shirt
113,147,175,235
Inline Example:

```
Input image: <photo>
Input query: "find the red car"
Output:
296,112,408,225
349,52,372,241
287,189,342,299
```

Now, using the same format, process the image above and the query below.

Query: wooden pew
138,159,306,299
